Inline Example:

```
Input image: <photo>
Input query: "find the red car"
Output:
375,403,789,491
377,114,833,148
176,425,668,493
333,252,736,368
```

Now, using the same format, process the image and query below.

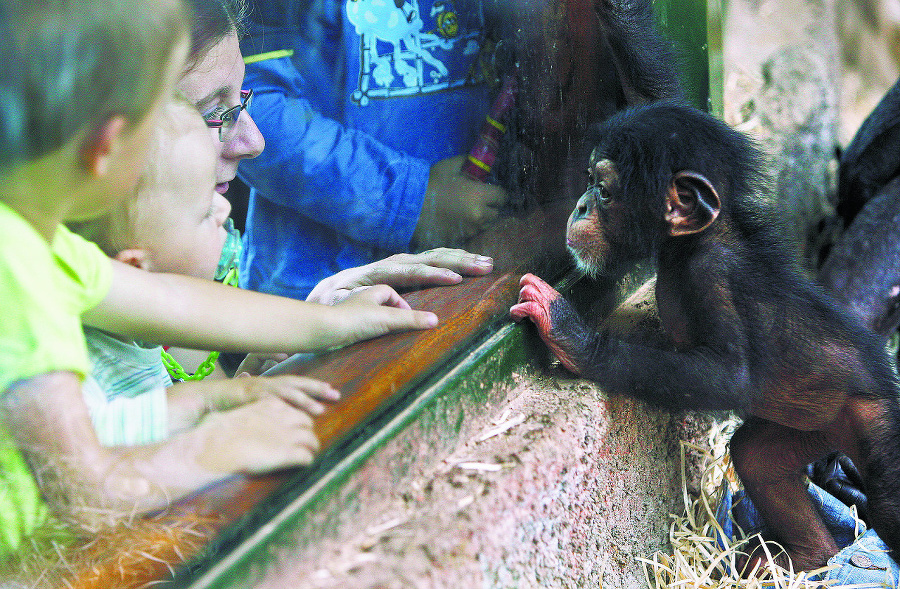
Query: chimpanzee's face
566,155,625,275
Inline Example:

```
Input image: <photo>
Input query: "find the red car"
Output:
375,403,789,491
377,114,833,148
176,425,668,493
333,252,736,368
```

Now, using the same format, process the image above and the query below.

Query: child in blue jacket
238,0,507,299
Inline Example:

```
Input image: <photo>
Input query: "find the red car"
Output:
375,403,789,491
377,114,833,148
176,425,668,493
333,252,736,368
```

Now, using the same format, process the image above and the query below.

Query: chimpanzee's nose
571,195,590,221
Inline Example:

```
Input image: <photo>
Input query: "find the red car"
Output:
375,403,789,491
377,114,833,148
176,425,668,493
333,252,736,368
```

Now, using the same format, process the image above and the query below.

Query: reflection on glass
0,0,713,586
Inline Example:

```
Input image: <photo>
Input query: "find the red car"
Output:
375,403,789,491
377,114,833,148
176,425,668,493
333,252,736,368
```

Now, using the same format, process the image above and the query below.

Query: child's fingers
339,308,439,343
263,407,321,467
364,284,412,309
288,427,320,455
274,446,316,468
242,430,319,472
237,352,291,376
329,285,439,343
274,398,316,429
383,309,439,331
267,376,340,413
290,377,341,401
341,283,419,310
200,398,323,473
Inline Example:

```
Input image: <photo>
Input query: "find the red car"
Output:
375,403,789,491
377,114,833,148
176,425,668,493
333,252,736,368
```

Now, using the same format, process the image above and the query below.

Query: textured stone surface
722,0,841,268
228,365,717,589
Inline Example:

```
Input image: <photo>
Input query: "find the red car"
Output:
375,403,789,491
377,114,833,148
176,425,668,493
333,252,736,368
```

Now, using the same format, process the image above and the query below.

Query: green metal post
655,0,723,115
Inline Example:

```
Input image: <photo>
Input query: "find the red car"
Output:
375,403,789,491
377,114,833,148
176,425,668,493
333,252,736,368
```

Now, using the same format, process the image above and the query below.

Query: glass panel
25,0,717,585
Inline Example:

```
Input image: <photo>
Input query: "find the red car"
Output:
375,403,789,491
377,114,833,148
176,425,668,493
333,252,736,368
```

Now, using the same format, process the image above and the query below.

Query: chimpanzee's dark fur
512,101,900,570
836,75,900,226
820,76,900,340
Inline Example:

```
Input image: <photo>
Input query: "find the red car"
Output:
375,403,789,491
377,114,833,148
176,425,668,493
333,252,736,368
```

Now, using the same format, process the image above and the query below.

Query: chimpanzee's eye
591,183,611,206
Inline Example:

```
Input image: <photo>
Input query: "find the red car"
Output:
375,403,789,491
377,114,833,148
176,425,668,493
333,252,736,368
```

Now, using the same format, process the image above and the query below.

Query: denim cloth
717,483,899,586
237,0,493,300
821,529,899,587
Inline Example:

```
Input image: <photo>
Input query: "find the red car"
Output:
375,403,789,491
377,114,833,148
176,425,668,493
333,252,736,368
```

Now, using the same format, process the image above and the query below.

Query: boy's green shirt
0,201,113,391
0,201,112,555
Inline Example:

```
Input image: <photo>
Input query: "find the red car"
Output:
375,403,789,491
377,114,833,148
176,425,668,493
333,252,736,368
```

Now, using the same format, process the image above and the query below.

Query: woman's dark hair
183,0,247,66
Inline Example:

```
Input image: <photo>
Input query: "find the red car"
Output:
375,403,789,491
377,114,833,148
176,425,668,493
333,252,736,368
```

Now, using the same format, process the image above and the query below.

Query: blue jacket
238,0,492,299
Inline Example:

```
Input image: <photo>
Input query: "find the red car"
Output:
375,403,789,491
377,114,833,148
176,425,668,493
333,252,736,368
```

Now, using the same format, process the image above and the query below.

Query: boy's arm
82,260,438,352
3,372,324,518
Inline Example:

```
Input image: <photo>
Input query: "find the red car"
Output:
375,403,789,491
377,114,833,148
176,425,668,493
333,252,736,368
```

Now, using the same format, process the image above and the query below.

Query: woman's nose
222,110,265,161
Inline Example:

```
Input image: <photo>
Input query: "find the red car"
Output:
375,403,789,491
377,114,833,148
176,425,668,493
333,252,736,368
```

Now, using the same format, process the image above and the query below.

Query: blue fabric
820,529,898,587
717,483,899,585
238,0,493,299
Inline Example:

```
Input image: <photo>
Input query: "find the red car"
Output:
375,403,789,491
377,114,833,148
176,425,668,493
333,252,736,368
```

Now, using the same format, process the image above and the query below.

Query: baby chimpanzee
511,101,900,571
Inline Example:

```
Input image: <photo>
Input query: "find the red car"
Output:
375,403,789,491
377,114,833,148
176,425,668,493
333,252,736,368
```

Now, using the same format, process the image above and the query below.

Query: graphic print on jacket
346,0,485,105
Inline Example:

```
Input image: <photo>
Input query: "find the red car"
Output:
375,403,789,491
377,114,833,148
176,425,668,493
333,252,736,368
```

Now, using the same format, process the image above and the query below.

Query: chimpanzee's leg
729,417,839,571
841,396,900,562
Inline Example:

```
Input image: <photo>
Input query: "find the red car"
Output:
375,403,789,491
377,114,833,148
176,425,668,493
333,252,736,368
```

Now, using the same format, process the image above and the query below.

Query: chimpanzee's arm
599,0,683,104
511,273,750,411
837,75,900,225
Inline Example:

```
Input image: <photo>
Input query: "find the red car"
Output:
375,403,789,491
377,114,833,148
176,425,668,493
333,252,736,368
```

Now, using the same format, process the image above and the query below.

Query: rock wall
723,0,841,268
234,367,717,589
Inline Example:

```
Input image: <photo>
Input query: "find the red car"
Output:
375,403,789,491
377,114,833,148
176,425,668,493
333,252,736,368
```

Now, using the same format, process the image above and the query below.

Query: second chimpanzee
491,0,682,203
819,75,900,340
510,101,900,571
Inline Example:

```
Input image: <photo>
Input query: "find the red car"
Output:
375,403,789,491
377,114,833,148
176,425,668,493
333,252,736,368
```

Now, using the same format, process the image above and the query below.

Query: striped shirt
82,327,170,446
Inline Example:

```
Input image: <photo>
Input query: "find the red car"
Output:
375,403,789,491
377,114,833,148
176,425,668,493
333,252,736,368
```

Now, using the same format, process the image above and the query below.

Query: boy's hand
328,285,439,344
194,397,322,473
306,248,494,305
167,374,340,433
235,352,291,376
211,374,340,412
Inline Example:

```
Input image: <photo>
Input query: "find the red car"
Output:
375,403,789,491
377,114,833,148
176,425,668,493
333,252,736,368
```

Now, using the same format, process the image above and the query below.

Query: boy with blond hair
0,0,190,553
0,0,438,550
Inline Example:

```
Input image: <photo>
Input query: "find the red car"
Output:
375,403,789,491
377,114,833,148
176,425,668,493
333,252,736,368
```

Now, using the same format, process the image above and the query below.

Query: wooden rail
61,202,573,589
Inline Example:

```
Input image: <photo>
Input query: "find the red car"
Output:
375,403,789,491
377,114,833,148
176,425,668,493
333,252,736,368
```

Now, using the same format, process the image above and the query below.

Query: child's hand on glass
167,374,339,434
324,284,438,347
235,352,291,376
213,373,340,412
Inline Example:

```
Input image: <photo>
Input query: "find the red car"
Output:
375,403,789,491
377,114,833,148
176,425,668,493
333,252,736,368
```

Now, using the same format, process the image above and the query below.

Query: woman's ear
80,115,128,177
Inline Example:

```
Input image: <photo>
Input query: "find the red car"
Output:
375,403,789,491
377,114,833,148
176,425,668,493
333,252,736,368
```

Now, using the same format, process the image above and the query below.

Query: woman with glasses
177,2,265,199
223,0,505,303
173,0,494,355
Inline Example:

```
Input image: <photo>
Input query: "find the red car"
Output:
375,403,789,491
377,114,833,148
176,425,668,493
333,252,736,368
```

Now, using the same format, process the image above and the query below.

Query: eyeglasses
204,89,253,142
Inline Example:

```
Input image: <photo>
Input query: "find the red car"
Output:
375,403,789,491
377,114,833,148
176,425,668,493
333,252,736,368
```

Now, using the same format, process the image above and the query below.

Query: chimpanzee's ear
664,171,721,236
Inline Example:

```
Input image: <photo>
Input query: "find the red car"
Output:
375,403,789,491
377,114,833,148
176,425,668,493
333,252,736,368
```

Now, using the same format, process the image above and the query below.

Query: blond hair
0,0,189,170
